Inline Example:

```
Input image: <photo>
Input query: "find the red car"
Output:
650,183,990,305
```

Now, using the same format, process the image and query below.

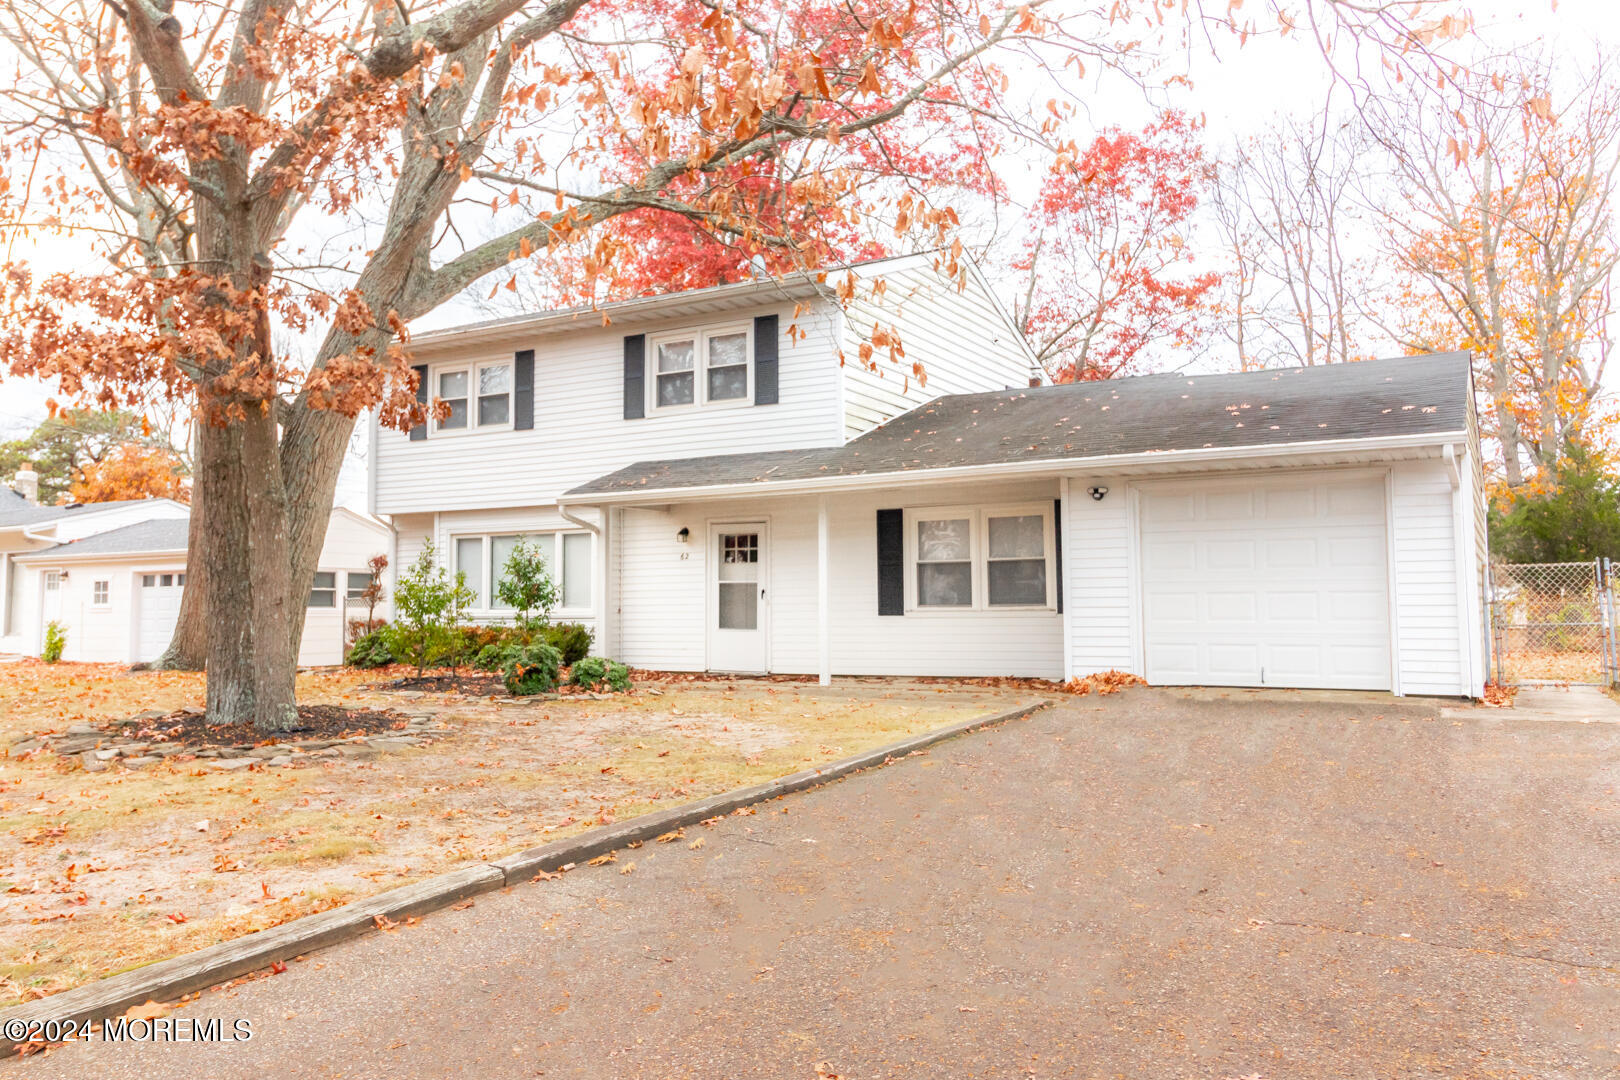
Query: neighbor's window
308,572,337,608
651,324,751,411
915,517,973,608
986,514,1047,606
907,505,1053,611
92,580,110,606
461,530,593,612
655,337,696,407
346,572,373,600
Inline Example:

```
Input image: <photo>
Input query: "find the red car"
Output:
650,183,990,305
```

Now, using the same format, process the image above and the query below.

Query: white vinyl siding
839,258,1037,439
1064,476,1136,678
1390,459,1465,695
374,302,843,515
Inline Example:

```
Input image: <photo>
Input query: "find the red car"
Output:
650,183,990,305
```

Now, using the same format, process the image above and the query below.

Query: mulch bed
386,673,509,696
117,704,413,748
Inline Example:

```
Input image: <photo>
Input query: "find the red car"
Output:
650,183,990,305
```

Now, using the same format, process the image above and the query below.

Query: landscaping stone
50,737,101,755
9,738,41,754
121,756,160,770
246,746,283,759
206,758,255,771
80,753,109,773
338,744,379,759
91,748,121,761
268,755,294,767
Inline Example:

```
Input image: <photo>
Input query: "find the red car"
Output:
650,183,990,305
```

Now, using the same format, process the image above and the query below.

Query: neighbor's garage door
137,572,184,663
1139,474,1391,690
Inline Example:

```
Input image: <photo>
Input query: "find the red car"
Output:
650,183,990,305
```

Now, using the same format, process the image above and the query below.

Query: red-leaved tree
1012,111,1220,381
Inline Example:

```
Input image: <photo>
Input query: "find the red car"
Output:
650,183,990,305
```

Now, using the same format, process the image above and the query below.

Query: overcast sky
0,0,1612,506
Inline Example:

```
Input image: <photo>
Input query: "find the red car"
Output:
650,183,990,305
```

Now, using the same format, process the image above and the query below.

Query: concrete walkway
16,689,1620,1079
1511,683,1620,723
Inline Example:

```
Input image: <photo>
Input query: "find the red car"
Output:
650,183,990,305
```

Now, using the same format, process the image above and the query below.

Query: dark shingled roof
19,517,189,559
567,353,1472,498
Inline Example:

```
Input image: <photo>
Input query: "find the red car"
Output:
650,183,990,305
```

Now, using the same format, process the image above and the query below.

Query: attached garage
1138,474,1392,690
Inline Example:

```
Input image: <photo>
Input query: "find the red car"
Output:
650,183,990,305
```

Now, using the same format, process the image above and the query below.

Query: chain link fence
1488,560,1620,685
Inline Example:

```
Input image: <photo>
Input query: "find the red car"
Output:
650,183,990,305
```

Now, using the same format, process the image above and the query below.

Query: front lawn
0,661,1041,1007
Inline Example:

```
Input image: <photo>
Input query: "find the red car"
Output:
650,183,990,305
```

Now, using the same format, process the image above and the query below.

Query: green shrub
569,656,631,693
346,628,395,669
502,642,562,696
382,543,476,677
542,622,593,666
456,625,503,666
42,620,66,664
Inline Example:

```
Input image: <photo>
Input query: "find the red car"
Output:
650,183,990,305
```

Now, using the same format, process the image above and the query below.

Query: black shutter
754,314,779,405
513,349,534,430
623,334,646,419
876,508,903,616
1053,498,1064,614
408,363,429,441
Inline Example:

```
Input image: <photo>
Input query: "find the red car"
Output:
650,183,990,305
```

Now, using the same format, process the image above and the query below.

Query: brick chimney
13,464,38,504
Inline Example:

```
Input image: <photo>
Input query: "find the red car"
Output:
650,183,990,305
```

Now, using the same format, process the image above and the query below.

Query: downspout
557,502,606,653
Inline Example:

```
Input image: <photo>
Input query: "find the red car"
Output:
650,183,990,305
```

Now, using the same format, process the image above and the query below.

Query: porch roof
564,353,1473,503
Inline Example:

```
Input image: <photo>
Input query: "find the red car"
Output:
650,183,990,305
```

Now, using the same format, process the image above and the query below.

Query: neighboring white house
375,253,1489,697
5,493,390,666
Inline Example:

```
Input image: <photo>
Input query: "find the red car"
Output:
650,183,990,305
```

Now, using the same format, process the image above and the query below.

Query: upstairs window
706,330,749,401
432,361,511,435
655,338,696,407
436,369,469,431
650,324,751,411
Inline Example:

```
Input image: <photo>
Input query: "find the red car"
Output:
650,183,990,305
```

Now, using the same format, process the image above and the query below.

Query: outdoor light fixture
1088,486,1109,501
676,527,690,544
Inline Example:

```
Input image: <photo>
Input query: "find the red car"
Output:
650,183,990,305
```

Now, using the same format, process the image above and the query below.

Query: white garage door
1139,475,1391,690
137,572,185,663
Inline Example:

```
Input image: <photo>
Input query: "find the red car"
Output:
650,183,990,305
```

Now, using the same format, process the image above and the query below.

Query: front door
707,523,768,673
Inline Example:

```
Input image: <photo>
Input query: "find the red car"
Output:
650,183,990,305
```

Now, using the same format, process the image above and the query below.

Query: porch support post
1059,477,1074,683
817,494,831,687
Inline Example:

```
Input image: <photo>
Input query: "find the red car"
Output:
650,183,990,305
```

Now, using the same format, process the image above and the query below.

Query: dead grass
0,660,1041,1007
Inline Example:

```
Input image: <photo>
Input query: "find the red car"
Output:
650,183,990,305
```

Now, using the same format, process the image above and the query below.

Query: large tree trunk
196,402,299,731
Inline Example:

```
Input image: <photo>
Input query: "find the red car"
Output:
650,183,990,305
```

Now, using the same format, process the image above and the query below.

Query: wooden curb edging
0,698,1048,1054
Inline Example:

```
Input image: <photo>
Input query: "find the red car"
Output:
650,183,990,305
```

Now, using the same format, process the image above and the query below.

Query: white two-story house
374,253,1489,697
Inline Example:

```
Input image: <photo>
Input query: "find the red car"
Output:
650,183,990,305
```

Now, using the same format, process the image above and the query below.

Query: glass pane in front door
717,531,759,630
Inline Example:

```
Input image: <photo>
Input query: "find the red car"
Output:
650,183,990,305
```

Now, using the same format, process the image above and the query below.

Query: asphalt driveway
17,689,1620,1078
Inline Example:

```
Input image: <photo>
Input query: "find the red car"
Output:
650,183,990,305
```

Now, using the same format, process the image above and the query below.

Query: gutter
566,430,1471,507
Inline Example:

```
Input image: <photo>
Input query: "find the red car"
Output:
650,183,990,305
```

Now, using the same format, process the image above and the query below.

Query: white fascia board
570,431,1470,506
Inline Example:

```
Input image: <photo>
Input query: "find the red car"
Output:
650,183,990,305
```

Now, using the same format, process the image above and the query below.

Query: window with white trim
346,572,374,600
649,324,751,411
92,580,110,606
454,530,593,613
308,571,337,608
432,360,511,435
905,505,1054,611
